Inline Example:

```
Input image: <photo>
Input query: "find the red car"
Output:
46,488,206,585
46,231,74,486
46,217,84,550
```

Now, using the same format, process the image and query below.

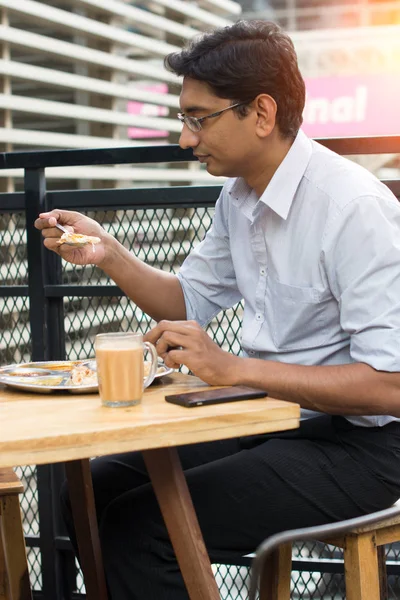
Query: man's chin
206,164,232,178
202,157,235,178
205,160,225,177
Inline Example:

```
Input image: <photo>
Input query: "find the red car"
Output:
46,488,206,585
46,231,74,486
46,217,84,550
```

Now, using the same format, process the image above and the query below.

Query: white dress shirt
178,129,400,427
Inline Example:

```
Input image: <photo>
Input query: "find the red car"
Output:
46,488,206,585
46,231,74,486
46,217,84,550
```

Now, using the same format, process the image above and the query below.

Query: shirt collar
228,129,313,220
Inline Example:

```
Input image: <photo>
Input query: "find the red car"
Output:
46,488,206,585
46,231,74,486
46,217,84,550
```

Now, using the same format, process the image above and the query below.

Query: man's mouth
194,154,210,163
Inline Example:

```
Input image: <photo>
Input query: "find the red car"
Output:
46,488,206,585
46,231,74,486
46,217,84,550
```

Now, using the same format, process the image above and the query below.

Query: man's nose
179,126,200,150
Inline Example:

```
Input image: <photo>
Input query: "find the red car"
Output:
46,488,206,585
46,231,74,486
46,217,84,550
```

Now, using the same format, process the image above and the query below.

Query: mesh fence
1,206,400,598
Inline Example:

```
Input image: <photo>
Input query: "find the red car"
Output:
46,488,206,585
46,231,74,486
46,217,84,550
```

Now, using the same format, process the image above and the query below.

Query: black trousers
60,415,400,600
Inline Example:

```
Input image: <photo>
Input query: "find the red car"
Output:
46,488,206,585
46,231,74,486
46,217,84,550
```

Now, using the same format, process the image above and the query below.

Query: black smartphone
165,386,268,407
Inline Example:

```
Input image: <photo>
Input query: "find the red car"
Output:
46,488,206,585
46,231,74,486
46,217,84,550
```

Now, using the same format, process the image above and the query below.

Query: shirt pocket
269,278,337,351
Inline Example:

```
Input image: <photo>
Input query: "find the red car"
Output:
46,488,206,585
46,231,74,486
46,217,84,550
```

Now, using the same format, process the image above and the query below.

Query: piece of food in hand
56,231,101,250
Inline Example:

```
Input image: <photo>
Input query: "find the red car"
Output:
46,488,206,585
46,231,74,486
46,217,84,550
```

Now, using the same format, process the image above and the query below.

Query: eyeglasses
177,101,249,133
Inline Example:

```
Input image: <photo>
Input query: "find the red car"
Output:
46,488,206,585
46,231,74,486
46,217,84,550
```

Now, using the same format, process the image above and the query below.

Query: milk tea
96,346,144,406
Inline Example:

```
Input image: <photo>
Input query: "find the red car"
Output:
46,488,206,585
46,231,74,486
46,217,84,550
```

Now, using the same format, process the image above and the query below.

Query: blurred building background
0,0,399,193
0,0,241,192
240,0,400,29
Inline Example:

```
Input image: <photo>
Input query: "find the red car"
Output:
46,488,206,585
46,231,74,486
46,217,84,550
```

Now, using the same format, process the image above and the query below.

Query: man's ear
254,94,277,138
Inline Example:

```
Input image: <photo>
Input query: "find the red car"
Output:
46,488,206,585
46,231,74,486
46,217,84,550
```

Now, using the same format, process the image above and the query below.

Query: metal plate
0,360,173,394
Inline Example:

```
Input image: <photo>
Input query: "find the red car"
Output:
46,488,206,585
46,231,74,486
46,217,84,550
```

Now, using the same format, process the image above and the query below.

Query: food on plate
13,376,64,386
69,361,167,387
144,360,166,377
40,362,79,371
56,231,101,250
68,361,166,386
144,360,152,378
7,370,48,377
68,364,98,386
0,359,169,391
70,360,167,382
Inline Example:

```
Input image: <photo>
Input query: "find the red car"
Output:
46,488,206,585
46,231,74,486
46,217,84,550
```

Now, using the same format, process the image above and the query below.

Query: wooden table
0,373,300,600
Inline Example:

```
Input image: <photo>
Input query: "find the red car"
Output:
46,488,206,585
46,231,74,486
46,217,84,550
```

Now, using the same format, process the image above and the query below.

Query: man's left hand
144,320,241,385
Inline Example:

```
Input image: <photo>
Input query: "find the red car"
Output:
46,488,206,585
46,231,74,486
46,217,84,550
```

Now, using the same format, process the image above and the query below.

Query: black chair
249,501,400,600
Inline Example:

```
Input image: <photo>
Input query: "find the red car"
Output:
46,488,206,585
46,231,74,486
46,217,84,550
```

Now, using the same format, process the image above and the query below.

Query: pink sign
127,83,169,139
302,74,400,138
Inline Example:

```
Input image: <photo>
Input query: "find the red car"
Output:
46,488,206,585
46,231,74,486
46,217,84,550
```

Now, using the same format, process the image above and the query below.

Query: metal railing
1,138,400,599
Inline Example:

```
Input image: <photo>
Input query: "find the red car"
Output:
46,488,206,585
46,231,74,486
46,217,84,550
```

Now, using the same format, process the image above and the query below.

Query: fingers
154,332,188,357
41,227,73,243
34,209,78,232
34,209,106,267
144,320,204,370
35,209,76,250
162,350,183,370
34,210,61,231
145,320,201,345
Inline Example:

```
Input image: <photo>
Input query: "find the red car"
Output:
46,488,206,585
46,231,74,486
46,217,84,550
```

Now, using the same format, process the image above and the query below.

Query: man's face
178,78,257,178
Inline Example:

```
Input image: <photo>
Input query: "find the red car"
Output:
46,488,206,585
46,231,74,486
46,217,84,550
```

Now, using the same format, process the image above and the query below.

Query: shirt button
260,268,266,276
256,313,263,321
249,350,256,356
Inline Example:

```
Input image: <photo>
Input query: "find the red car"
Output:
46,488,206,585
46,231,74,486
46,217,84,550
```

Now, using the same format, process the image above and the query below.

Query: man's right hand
34,209,109,266
35,208,187,323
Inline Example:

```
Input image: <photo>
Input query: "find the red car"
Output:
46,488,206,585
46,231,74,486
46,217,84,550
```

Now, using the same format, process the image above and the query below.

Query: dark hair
165,20,305,139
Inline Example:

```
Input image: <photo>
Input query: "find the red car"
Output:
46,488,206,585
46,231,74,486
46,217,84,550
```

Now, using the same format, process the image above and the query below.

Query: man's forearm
237,358,400,417
99,233,187,322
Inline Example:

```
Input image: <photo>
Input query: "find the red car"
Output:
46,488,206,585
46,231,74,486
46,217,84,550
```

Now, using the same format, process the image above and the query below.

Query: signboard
127,83,169,139
302,74,400,137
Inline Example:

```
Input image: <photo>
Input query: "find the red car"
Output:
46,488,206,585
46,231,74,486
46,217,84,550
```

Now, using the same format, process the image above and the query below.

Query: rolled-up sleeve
178,191,242,326
324,193,400,371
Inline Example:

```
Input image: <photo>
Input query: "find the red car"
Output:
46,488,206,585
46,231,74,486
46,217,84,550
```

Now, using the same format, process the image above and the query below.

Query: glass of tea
95,332,158,407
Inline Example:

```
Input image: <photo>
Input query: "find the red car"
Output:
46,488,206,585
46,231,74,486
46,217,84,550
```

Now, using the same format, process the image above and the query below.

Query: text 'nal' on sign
302,74,400,138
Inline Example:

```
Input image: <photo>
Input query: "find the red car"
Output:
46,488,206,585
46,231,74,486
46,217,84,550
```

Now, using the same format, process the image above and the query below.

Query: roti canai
56,231,101,249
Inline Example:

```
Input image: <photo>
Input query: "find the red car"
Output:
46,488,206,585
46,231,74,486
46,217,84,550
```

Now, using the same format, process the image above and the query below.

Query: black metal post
53,465,78,600
43,202,66,361
43,192,79,599
25,168,72,599
36,465,73,600
25,168,47,362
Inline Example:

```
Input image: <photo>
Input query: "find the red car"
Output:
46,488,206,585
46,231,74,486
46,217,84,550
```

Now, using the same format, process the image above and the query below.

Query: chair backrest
248,502,400,600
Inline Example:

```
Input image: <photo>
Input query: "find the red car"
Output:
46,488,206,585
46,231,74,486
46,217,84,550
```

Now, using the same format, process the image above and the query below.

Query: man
35,20,400,600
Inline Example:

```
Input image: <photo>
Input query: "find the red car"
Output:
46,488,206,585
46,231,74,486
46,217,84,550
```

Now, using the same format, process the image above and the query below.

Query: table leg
143,447,221,600
64,460,108,600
